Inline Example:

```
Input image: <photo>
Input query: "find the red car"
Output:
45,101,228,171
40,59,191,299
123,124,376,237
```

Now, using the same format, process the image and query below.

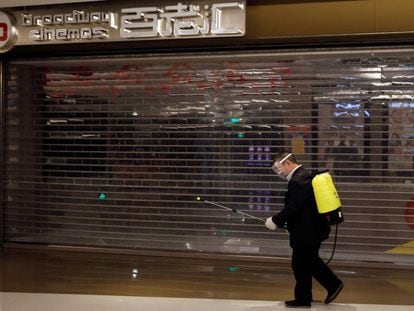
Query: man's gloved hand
265,217,277,230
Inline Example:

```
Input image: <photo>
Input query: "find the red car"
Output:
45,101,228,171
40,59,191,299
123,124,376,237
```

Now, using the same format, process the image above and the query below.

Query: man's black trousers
291,244,342,303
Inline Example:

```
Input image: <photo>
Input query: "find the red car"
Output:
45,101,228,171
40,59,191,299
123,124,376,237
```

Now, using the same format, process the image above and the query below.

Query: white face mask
274,153,292,180
277,171,288,180
272,163,288,180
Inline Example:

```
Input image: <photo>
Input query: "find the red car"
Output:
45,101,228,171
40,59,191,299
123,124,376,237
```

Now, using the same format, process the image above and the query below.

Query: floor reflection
1,247,413,306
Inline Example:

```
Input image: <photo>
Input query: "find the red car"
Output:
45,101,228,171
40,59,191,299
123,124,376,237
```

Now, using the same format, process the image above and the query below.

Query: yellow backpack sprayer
312,170,344,225
312,169,344,264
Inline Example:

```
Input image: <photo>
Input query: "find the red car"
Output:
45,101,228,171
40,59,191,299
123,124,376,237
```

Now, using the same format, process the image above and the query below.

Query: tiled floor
1,292,414,311
1,247,413,310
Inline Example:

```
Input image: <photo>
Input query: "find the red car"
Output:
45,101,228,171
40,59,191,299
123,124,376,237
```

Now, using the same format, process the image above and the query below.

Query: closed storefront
1,1,413,265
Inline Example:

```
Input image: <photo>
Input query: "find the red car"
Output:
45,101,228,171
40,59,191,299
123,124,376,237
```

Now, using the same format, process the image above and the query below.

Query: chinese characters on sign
120,3,245,38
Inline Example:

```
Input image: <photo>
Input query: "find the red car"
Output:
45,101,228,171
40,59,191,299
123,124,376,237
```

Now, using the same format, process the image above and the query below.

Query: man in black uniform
265,152,343,308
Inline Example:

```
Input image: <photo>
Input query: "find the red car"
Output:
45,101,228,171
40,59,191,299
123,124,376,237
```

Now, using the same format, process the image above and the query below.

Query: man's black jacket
272,166,331,248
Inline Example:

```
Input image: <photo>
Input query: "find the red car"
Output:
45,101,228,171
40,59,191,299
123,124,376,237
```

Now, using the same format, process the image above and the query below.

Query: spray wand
196,196,265,223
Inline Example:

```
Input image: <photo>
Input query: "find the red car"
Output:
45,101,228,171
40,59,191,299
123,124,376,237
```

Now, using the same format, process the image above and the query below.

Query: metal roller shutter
3,47,414,264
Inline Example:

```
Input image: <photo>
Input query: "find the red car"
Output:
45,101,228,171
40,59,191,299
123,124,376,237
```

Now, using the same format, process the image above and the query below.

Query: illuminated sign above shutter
0,11,18,52
0,0,246,52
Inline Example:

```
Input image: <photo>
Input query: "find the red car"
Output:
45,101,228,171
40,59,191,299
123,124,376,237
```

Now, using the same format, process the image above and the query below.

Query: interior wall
246,0,414,38
3,1,414,44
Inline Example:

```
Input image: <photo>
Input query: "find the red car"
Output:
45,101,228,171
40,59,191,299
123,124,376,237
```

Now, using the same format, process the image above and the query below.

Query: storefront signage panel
0,11,18,52
0,0,246,52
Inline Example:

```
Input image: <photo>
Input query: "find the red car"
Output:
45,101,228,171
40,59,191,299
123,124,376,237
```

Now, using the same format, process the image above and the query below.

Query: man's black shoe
325,282,344,304
285,300,311,308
